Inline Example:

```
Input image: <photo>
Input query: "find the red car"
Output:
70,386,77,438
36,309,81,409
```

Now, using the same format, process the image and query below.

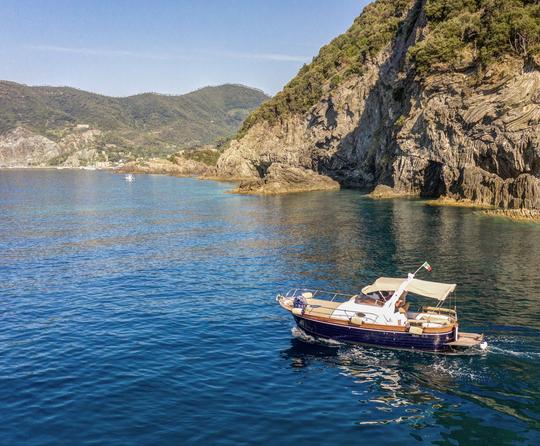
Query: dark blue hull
294,316,457,352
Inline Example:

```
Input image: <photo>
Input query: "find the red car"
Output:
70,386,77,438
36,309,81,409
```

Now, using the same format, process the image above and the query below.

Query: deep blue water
0,169,539,445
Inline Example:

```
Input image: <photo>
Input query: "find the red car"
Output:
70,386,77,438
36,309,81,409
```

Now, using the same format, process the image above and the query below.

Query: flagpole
413,261,431,277
381,261,430,322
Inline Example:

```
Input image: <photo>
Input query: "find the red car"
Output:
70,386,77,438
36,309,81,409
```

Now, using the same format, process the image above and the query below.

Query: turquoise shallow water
0,170,539,445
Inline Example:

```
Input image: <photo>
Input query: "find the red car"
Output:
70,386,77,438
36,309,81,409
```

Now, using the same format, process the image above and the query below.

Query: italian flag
422,261,432,272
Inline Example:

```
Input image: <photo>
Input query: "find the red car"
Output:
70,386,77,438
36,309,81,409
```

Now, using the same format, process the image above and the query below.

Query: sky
0,0,370,97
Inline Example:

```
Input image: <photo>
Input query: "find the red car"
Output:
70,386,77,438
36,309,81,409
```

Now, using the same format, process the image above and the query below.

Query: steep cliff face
0,127,63,167
218,0,540,209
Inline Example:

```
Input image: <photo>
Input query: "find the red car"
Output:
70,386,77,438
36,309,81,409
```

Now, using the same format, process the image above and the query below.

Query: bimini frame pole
413,261,432,277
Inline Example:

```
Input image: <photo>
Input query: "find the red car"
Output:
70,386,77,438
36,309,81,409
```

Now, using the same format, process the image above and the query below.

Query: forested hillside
0,82,268,163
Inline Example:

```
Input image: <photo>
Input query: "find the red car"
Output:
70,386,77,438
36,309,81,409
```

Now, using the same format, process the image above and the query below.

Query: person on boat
381,291,393,302
355,292,378,304
395,291,409,313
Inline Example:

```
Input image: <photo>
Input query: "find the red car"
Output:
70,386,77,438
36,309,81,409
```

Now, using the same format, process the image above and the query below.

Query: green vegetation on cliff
169,138,231,167
409,0,540,73
239,0,540,135
173,148,221,167
239,0,412,136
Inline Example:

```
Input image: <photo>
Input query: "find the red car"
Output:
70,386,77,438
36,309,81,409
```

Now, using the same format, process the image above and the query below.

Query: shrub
409,0,540,72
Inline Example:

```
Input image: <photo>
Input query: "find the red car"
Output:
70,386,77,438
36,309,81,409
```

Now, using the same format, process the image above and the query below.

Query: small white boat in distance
124,174,135,182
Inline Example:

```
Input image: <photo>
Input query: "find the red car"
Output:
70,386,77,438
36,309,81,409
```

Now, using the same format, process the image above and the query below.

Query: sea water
0,170,539,445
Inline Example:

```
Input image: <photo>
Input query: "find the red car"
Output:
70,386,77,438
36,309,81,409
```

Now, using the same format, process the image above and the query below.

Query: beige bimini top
361,277,456,301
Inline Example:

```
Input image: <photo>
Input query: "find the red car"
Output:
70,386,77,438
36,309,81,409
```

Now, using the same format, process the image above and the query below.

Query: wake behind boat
277,262,487,353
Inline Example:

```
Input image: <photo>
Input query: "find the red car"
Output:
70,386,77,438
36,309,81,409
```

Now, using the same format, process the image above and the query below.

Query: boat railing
282,288,354,302
422,306,457,316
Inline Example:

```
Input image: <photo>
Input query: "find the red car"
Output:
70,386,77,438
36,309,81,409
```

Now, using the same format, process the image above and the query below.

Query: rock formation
0,127,63,167
217,0,540,208
234,163,339,194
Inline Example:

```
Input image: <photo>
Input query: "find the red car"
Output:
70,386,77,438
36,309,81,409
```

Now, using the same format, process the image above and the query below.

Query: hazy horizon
1,0,369,97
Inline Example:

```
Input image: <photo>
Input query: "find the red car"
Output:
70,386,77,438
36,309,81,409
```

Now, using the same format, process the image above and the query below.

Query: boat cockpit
280,276,458,330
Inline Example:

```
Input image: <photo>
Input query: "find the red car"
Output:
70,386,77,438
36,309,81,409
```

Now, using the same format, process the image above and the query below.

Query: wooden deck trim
297,312,455,334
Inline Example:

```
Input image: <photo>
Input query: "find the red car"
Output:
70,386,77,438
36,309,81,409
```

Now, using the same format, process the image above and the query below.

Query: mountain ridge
0,81,269,166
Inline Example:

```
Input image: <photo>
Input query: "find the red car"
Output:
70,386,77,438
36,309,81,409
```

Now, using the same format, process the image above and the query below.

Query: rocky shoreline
424,198,493,209
118,155,216,178
481,209,540,223
6,160,540,223
423,197,540,222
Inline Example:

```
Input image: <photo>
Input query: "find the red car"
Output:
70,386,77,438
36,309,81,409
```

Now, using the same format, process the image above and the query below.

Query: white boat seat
416,313,451,323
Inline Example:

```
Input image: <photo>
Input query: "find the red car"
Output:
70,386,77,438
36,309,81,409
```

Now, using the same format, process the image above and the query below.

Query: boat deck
303,298,343,317
446,332,484,348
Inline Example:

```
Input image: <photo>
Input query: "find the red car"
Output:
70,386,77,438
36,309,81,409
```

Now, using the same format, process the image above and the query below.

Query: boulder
234,163,340,195
368,185,412,199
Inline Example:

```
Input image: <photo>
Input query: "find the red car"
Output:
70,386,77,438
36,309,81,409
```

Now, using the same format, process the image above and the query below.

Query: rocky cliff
0,126,108,168
217,0,540,208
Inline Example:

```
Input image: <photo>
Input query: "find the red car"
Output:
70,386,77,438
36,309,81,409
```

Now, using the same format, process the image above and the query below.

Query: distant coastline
0,165,108,170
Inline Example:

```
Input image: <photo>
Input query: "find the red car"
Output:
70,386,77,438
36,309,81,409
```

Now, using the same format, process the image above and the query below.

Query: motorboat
277,262,486,353
124,174,135,182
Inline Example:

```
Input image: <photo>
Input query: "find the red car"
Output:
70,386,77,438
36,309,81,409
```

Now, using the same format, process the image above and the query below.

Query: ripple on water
0,170,539,445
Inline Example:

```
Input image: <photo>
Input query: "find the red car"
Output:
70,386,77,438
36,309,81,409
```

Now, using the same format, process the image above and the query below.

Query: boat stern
445,332,487,351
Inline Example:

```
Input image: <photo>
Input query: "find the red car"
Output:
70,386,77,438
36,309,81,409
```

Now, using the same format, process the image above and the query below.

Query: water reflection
260,192,540,329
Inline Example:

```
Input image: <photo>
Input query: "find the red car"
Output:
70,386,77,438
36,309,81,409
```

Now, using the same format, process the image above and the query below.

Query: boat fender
350,316,363,326
409,326,423,335
292,307,303,316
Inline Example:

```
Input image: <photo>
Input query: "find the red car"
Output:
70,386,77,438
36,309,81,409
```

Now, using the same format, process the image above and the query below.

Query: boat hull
294,315,457,352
